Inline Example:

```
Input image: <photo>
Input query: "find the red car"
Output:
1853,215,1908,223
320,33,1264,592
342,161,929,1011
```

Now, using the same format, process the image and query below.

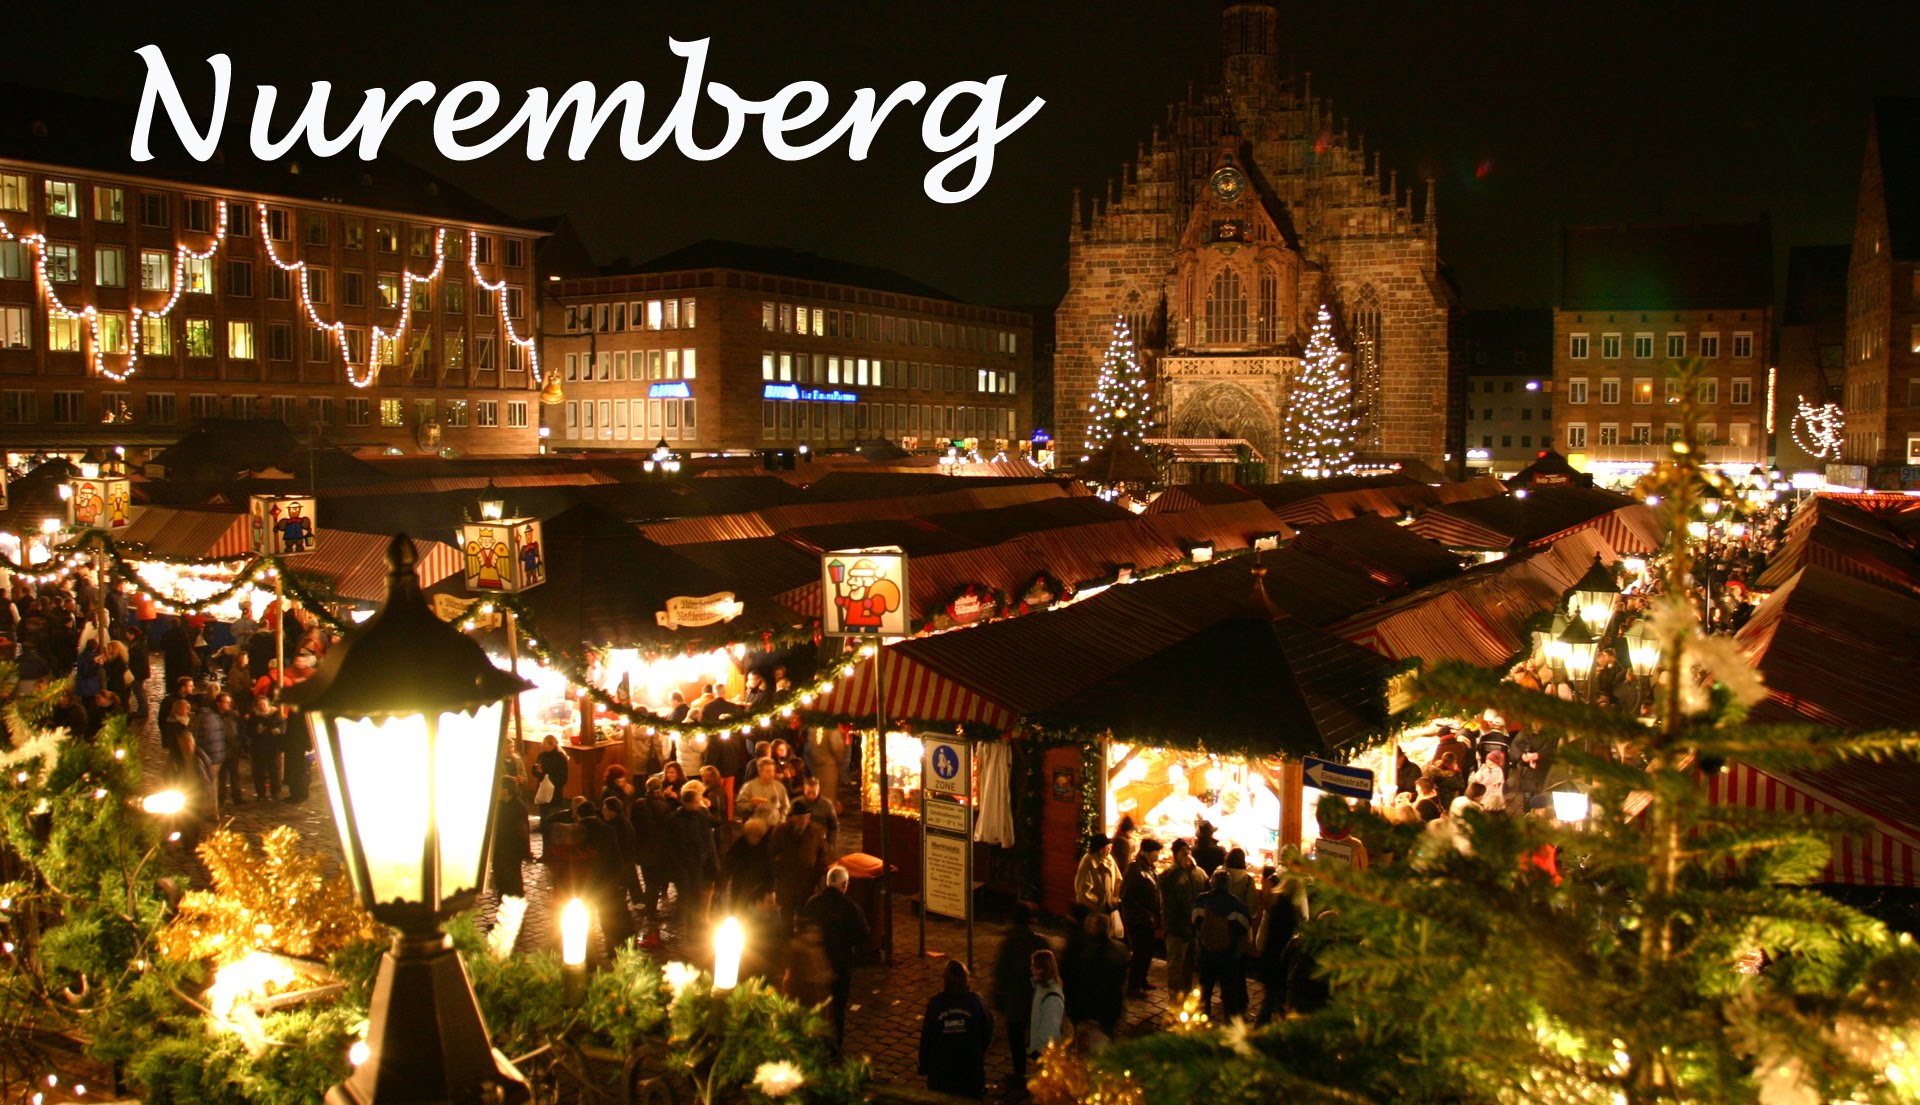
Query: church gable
1169,152,1306,354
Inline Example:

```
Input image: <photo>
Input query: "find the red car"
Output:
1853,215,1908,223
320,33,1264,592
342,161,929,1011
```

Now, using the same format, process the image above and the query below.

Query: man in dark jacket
490,776,532,898
669,782,720,926
631,781,675,943
1156,838,1207,997
990,903,1052,1089
919,960,993,1100
769,804,828,931
802,865,870,1053
1192,870,1251,1021
1119,838,1163,997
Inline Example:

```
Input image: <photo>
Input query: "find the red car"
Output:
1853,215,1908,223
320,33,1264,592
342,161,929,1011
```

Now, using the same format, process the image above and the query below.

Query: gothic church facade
1054,1,1458,477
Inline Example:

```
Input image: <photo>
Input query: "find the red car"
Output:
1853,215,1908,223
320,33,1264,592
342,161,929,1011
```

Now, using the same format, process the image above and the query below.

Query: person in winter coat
669,781,720,925
769,804,829,931
1253,873,1306,1025
1156,838,1208,997
918,960,993,1100
1062,907,1128,1043
1192,870,1251,1021
123,629,152,717
720,816,776,911
1191,821,1226,876
490,776,532,898
993,903,1053,1088
1072,833,1122,918
802,865,870,1053
1026,948,1068,1066
631,780,676,943
159,695,195,775
1471,748,1508,813
1119,839,1163,997
602,795,644,911
197,692,244,808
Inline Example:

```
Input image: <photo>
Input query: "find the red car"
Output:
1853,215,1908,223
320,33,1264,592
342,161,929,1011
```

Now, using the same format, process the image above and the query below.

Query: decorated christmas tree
1084,314,1154,460
1277,304,1359,478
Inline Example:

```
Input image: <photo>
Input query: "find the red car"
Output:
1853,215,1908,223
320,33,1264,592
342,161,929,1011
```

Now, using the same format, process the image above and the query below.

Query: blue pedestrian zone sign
932,744,961,782
1302,756,1374,801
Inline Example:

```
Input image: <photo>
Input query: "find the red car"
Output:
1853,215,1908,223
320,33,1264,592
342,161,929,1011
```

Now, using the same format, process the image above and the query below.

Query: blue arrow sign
1301,756,1374,801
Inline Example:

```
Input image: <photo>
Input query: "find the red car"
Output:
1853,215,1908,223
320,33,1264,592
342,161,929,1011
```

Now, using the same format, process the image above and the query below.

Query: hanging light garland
0,203,229,382
0,202,534,388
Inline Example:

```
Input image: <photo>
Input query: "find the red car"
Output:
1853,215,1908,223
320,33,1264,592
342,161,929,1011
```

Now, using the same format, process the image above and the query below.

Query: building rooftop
0,81,531,230
614,238,963,304
1558,220,1773,312
1459,307,1553,378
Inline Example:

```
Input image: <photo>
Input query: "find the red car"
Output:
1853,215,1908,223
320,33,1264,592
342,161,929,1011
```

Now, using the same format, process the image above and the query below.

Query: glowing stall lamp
712,916,745,990
1699,485,1724,518
1687,521,1710,540
284,535,532,1105
1551,789,1591,823
560,898,589,967
1189,541,1215,563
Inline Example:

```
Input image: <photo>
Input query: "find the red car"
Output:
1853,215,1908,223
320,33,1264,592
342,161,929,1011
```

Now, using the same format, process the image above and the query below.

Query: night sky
10,1,1918,311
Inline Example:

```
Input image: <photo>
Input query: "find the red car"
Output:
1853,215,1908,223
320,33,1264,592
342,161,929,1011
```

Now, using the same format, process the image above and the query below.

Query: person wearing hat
1119,838,1164,997
1072,831,1122,921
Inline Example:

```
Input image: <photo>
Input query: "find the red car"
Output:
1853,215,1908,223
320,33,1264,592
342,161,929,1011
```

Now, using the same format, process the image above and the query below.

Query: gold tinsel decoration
1026,1041,1146,1105
157,826,378,965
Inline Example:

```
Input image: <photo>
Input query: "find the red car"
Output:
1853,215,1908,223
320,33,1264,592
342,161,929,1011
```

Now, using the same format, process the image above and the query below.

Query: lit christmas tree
1083,315,1154,459
1278,304,1360,478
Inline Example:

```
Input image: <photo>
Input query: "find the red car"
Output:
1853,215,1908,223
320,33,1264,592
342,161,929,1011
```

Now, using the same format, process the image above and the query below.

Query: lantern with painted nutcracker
249,493,320,556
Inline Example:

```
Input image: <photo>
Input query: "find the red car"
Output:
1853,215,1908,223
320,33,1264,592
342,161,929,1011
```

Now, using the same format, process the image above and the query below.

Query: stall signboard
249,494,318,556
656,592,742,629
821,546,908,638
460,518,547,593
67,476,133,532
1315,837,1360,869
921,733,973,930
1302,756,1374,802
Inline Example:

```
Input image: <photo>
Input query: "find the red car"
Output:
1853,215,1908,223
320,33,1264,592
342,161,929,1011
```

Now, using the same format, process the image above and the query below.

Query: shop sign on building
656,592,742,629
822,546,908,637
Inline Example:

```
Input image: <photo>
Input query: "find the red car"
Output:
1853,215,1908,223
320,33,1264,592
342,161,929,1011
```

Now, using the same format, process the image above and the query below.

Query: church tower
1053,2,1459,477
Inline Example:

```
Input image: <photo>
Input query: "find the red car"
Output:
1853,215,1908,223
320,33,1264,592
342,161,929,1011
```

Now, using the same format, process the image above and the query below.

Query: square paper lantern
67,475,133,531
249,493,319,556
459,518,546,593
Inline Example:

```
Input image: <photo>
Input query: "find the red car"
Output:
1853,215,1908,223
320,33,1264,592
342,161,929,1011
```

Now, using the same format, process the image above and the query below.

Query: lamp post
285,535,533,1105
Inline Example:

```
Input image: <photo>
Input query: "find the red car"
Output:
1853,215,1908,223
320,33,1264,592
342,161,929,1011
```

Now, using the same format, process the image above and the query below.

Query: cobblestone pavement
134,680,1263,1097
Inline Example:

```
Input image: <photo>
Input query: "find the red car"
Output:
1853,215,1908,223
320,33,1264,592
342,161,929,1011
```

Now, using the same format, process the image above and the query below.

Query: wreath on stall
936,582,1006,629
1013,571,1069,616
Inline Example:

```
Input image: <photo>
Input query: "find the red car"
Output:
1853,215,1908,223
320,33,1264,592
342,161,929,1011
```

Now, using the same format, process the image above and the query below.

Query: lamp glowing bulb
348,1039,371,1067
1551,790,1590,823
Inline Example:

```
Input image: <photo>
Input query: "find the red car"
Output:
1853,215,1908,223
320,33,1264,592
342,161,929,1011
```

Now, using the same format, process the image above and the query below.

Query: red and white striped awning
118,508,252,559
1708,760,1920,887
288,530,463,603
1527,505,1663,555
810,648,1019,729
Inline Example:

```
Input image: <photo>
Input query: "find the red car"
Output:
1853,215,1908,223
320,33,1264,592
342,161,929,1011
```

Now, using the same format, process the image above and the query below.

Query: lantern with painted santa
66,468,133,531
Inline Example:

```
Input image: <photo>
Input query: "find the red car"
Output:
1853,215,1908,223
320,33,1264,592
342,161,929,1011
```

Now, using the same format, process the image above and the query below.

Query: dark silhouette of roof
1874,98,1920,260
1782,244,1852,327
0,81,529,230
145,421,386,486
618,239,961,303
1508,448,1594,489
1559,220,1773,311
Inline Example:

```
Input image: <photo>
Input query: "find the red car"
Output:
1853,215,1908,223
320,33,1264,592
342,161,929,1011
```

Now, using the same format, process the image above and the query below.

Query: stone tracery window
1206,267,1248,345
1257,265,1279,344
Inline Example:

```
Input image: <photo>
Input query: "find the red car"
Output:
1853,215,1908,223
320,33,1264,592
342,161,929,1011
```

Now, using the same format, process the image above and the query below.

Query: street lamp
476,480,506,522
1556,617,1598,688
1550,784,1591,823
1699,483,1724,518
1625,620,1660,680
1569,554,1620,636
285,535,533,1105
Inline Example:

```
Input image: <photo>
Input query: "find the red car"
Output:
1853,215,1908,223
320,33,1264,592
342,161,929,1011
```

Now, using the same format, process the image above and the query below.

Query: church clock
1209,165,1247,203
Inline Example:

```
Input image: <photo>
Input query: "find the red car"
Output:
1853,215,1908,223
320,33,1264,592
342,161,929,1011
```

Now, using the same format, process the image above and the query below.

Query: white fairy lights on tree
1789,395,1844,460
1278,304,1359,478
1083,315,1154,458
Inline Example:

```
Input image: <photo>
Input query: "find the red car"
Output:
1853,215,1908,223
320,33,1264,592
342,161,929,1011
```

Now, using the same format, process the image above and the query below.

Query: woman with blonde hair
1026,949,1068,1062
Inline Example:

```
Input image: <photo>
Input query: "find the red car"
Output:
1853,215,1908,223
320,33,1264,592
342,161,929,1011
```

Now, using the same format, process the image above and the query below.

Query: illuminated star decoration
1788,395,1844,460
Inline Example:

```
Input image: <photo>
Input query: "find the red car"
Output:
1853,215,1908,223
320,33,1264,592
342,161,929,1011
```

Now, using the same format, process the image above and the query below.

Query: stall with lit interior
426,503,816,797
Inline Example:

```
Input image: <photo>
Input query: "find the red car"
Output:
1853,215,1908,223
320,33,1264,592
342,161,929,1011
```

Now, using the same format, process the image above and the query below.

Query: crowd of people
509,715,872,1052
1389,719,1552,821
1,567,326,837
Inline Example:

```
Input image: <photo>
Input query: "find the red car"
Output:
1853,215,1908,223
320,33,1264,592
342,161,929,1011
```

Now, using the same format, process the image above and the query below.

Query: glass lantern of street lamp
476,480,506,522
1539,609,1572,665
285,535,532,1105
1625,620,1660,678
1556,617,1598,684
1550,785,1591,823
1699,484,1724,518
1569,554,1620,635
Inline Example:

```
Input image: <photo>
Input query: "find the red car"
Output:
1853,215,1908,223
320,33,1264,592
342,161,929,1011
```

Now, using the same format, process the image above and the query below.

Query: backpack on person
1198,907,1237,954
